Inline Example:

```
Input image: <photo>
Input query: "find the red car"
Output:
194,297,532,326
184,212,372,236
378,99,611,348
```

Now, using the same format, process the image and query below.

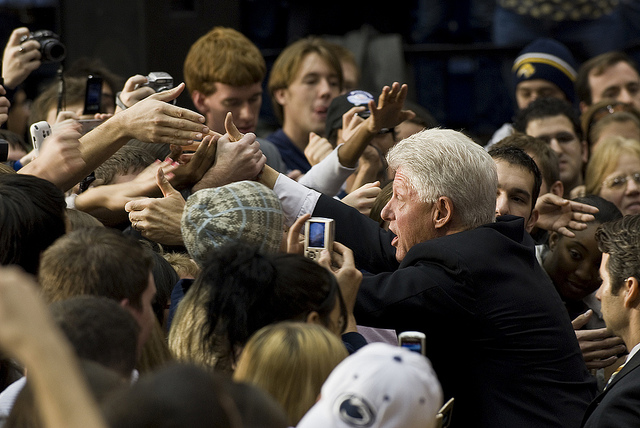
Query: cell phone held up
83,75,103,115
30,121,52,151
304,217,335,260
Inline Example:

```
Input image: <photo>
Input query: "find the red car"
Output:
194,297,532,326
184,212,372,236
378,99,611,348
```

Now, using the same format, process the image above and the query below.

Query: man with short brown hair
267,37,343,173
576,52,640,113
582,214,640,427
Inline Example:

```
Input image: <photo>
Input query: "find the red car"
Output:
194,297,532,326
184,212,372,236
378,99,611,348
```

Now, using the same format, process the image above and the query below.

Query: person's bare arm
21,83,208,191
0,267,108,428
337,82,414,168
74,160,177,225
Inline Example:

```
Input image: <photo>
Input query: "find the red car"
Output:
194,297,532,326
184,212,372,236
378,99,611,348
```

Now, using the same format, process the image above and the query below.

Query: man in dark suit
257,127,596,427
582,215,640,427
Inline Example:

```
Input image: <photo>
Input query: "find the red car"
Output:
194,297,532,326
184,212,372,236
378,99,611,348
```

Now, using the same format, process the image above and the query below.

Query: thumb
571,309,593,330
156,168,176,197
150,82,184,103
225,112,244,142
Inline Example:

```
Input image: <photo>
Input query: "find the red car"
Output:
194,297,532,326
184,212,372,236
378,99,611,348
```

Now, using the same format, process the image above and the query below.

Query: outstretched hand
125,168,186,245
535,193,599,237
117,74,156,111
366,82,415,133
168,134,219,189
572,310,626,369
192,112,265,190
341,181,381,216
117,82,209,146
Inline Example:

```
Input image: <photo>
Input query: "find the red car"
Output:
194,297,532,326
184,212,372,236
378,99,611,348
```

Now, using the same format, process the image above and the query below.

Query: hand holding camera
117,72,175,111
2,27,42,90
317,239,362,334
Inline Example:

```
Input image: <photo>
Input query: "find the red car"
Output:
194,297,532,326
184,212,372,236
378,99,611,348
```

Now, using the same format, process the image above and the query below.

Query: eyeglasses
602,172,640,190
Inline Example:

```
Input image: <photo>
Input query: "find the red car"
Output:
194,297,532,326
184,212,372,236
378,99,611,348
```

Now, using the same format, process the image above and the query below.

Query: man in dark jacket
582,215,640,427
258,127,596,427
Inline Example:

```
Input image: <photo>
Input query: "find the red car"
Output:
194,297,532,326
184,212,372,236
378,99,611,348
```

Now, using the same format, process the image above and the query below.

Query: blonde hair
168,283,218,370
163,252,200,279
585,136,640,195
233,322,347,426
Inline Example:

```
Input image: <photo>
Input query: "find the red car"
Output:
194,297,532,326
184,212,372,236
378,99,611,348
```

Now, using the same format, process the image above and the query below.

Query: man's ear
433,196,454,229
525,208,539,234
550,180,564,197
624,276,640,308
191,91,208,114
548,231,559,251
306,311,321,325
273,88,288,107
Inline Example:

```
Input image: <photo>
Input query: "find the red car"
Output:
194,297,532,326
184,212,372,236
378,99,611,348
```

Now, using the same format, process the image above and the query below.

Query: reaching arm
0,267,108,428
20,83,208,191
337,82,414,167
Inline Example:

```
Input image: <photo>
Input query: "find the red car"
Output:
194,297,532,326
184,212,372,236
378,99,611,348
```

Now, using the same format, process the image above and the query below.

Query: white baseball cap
297,342,443,428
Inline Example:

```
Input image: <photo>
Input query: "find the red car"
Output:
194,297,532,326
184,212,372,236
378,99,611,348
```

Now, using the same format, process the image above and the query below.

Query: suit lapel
607,352,640,391
582,353,640,426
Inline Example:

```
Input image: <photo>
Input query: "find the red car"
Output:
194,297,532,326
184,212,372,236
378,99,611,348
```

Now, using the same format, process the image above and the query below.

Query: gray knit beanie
181,181,284,266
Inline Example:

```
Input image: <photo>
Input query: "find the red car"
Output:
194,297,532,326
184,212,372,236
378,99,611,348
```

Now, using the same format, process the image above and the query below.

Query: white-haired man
257,128,595,427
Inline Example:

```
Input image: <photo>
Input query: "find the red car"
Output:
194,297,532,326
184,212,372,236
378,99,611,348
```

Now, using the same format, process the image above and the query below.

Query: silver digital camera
304,218,335,260
142,72,174,93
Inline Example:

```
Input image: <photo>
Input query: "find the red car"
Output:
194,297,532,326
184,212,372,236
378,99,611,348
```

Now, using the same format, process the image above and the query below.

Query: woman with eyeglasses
585,136,640,215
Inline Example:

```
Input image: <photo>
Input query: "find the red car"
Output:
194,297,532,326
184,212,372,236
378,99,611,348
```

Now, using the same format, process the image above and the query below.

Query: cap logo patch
347,90,374,106
335,393,376,426
517,63,536,79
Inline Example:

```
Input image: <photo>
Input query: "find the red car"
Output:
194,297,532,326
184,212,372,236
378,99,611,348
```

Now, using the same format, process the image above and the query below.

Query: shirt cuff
274,173,321,227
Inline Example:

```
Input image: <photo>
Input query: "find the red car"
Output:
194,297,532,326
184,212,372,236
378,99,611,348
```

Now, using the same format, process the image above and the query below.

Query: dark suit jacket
314,196,596,428
582,351,640,427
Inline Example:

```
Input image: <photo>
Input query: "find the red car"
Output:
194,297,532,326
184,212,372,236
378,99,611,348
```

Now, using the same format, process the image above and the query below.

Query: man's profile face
196,82,262,134
494,159,536,231
381,170,436,262
589,61,640,110
525,114,586,191
596,253,625,335
276,52,341,136
515,79,566,110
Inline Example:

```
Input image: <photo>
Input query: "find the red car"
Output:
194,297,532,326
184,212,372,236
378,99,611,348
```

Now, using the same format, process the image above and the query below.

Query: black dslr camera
21,30,66,63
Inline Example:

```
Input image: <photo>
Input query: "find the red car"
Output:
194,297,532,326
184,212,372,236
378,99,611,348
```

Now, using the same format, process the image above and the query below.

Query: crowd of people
1,8,640,427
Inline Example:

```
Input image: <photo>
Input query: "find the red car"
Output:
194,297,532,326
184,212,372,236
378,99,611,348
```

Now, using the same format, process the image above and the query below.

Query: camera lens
41,40,66,62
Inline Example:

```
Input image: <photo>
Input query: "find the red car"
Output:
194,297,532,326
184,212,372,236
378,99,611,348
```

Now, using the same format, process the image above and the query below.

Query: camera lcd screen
400,341,423,354
309,222,325,248
84,76,103,115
